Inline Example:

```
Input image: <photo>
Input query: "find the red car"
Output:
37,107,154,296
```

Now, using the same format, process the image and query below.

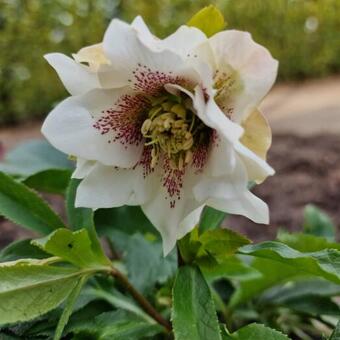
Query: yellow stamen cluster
141,94,204,170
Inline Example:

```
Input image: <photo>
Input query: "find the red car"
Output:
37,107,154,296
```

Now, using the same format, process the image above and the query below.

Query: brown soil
230,134,340,241
1,133,340,248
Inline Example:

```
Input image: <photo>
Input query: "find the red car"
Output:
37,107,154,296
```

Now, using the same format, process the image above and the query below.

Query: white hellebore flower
42,17,278,255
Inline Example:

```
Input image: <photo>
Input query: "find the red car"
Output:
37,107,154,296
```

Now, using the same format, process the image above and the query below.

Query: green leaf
256,277,340,317
229,257,299,308
172,265,222,340
64,300,113,336
24,169,72,195
70,310,162,339
178,227,249,265
199,206,226,232
231,242,340,307
260,278,340,304
178,227,202,263
54,275,88,340
86,287,154,323
277,231,340,252
66,179,108,264
0,239,48,262
95,205,157,237
66,179,94,231
222,323,290,340
0,140,73,178
0,261,85,325
239,242,340,284
199,229,250,262
187,5,225,37
0,171,66,234
281,295,340,316
0,333,20,339
97,311,162,340
200,256,261,282
122,234,177,293
330,320,340,340
32,228,111,268
303,204,335,240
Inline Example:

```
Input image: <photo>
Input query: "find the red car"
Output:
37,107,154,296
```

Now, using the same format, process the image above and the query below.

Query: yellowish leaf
187,5,225,37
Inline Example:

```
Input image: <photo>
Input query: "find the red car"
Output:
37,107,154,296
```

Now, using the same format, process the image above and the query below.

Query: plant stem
110,267,172,332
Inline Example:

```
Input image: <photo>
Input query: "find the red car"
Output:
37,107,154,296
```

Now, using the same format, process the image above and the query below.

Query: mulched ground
1,133,340,249
231,134,340,241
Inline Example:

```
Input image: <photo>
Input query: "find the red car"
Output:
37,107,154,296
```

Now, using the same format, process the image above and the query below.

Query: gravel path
261,76,340,136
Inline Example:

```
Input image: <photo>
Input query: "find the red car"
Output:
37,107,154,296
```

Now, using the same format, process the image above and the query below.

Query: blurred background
0,0,339,243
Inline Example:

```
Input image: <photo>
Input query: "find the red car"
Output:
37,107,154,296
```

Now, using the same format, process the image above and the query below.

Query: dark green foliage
303,204,336,240
120,0,340,81
172,266,222,340
0,0,118,125
0,171,66,234
0,139,339,339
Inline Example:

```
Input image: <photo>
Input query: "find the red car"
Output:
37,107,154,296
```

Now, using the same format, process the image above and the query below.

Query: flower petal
131,17,207,58
141,166,202,255
44,53,100,95
75,163,155,208
194,152,247,202
131,16,159,49
203,134,237,178
161,25,207,57
42,88,144,167
208,30,278,122
234,142,274,183
100,19,200,91
207,191,269,224
73,43,110,72
165,83,244,142
72,158,96,179
240,109,272,161
195,154,269,224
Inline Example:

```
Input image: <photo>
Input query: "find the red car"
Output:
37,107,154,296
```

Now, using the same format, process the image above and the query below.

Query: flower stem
110,267,172,332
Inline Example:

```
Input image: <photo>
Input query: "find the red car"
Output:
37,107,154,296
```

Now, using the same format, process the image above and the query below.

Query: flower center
141,92,210,170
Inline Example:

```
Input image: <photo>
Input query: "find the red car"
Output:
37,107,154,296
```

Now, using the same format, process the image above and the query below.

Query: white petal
202,134,237,178
194,152,247,202
234,141,274,181
195,150,269,224
76,162,155,209
44,53,100,95
161,25,207,57
201,88,244,141
131,18,207,58
207,191,269,224
131,16,159,49
208,30,278,122
165,83,243,141
42,88,144,168
101,19,200,91
72,159,96,179
192,40,217,70
141,167,202,255
176,205,205,241
73,43,110,72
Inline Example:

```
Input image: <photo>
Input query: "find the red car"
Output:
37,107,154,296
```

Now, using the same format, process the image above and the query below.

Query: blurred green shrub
120,0,340,80
0,0,339,125
0,0,117,125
